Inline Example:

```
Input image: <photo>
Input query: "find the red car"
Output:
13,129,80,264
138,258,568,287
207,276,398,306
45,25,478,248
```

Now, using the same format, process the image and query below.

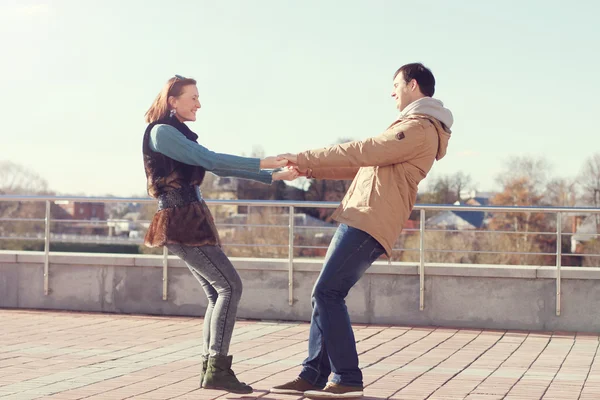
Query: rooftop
1,310,599,400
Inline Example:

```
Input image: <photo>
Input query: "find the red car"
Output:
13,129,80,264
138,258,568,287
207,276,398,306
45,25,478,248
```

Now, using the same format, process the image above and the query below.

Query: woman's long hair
145,76,197,123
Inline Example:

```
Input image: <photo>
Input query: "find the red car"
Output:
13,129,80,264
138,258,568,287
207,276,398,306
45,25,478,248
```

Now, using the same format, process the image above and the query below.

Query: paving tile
1,309,599,400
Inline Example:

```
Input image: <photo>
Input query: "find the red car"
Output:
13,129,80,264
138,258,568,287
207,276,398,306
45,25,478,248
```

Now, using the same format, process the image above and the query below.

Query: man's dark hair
393,63,435,97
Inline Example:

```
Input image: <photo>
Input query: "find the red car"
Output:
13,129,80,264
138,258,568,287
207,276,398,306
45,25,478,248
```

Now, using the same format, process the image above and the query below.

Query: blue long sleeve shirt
149,124,273,185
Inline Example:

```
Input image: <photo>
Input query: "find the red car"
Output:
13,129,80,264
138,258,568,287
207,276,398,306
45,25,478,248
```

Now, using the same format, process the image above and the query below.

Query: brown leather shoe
270,377,324,395
304,382,364,399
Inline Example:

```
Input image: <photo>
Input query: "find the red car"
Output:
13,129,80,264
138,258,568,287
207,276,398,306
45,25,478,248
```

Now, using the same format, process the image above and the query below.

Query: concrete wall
2,251,600,332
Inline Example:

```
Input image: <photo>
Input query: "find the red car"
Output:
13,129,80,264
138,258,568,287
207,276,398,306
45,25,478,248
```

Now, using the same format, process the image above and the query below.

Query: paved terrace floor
1,310,600,400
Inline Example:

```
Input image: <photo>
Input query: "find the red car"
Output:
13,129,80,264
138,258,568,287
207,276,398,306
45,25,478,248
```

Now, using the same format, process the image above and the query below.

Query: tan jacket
297,114,451,256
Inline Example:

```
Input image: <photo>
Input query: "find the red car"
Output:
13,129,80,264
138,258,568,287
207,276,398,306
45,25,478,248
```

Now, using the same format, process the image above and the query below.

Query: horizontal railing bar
47,240,144,245
0,236,44,241
1,240,597,259
52,219,123,224
293,246,421,252
217,223,296,229
0,236,424,254
2,217,578,238
417,204,600,214
2,219,593,239
1,195,599,214
425,228,559,236
0,218,46,223
290,226,339,230
569,233,600,238
221,243,289,248
427,249,557,256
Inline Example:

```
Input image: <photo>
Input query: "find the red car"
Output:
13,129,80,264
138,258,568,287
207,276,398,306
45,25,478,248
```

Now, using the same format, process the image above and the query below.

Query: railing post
556,212,562,316
288,206,295,306
44,200,51,296
162,246,168,301
419,209,425,311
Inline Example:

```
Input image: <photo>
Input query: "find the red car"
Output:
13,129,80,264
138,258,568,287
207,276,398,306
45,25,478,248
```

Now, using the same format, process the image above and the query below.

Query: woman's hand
260,156,288,169
272,167,299,181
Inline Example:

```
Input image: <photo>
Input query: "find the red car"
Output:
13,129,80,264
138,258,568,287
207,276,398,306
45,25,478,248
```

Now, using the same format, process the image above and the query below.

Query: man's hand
292,166,309,177
260,156,288,169
272,167,299,181
277,153,298,166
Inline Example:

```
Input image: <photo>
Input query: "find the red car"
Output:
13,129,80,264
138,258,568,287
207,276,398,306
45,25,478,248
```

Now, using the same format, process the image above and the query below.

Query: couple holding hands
142,62,453,399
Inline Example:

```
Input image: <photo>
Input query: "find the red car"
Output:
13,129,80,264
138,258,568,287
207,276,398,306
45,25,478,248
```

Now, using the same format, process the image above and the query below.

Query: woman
143,75,296,394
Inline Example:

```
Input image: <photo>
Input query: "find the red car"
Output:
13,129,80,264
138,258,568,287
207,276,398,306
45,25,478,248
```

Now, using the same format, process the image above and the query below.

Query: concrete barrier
2,251,600,332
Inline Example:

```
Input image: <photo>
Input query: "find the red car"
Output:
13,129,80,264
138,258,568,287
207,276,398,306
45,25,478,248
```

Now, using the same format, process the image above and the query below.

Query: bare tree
0,161,48,194
578,153,600,257
546,178,579,207
421,172,473,204
579,153,600,208
496,156,551,201
489,156,554,265
0,162,49,243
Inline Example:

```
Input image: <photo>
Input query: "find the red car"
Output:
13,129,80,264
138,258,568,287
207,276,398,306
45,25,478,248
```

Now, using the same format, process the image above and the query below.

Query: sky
1,0,599,197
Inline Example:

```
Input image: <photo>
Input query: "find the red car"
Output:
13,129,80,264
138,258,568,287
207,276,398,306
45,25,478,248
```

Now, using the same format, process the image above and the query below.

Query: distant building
459,190,495,204
51,201,108,235
55,201,105,220
426,192,493,231
107,211,149,238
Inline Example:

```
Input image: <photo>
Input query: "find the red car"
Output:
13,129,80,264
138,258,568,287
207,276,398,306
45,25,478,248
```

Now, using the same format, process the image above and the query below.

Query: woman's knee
230,273,243,301
216,272,243,300
205,289,218,305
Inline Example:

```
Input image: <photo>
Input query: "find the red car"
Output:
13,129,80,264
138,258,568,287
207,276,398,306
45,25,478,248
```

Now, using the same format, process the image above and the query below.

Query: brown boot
304,382,364,399
270,377,325,395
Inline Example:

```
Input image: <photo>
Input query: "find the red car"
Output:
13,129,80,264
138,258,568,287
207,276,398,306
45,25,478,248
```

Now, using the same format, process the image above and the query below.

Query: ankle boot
199,355,208,388
202,354,252,394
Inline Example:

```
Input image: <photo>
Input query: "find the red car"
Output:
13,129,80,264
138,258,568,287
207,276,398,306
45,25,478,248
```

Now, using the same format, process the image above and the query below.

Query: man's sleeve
297,120,426,170
310,167,360,180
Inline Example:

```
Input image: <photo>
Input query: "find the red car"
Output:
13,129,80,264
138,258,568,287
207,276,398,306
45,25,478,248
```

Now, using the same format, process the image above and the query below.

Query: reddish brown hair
145,76,197,123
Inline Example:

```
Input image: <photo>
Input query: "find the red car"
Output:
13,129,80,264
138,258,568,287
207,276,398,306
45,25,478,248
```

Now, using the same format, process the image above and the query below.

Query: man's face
391,72,413,112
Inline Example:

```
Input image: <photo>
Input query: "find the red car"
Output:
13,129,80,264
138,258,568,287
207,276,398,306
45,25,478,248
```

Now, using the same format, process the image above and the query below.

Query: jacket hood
401,97,452,161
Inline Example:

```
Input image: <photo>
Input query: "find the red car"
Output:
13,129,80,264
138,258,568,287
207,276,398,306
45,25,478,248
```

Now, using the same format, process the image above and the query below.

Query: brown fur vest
142,116,220,248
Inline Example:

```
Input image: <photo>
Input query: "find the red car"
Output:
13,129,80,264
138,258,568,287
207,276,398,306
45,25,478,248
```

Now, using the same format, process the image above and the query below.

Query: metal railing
1,195,600,316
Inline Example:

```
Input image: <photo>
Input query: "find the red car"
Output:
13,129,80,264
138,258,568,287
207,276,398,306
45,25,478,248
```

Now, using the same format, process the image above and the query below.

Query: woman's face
170,84,201,122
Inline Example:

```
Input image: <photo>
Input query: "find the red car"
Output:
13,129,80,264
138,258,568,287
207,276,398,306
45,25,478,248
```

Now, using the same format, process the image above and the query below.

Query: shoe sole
304,390,363,399
203,385,253,395
270,388,305,395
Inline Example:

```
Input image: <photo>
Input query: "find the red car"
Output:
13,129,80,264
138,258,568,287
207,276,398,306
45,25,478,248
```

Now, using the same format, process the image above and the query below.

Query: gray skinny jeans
166,244,242,357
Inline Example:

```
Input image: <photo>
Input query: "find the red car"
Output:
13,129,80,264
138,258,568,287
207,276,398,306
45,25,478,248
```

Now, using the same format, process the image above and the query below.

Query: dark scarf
154,114,198,142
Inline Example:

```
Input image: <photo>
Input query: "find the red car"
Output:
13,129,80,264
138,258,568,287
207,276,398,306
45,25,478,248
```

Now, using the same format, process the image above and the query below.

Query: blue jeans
299,224,385,387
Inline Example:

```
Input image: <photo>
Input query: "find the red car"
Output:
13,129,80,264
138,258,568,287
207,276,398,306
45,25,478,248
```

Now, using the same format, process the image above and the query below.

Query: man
271,63,453,399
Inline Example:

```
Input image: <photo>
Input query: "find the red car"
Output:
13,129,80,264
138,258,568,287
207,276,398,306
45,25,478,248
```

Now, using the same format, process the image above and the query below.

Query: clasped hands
259,154,305,181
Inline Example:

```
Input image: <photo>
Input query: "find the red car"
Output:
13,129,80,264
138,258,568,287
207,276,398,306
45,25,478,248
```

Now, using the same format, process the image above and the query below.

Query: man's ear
409,79,418,92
